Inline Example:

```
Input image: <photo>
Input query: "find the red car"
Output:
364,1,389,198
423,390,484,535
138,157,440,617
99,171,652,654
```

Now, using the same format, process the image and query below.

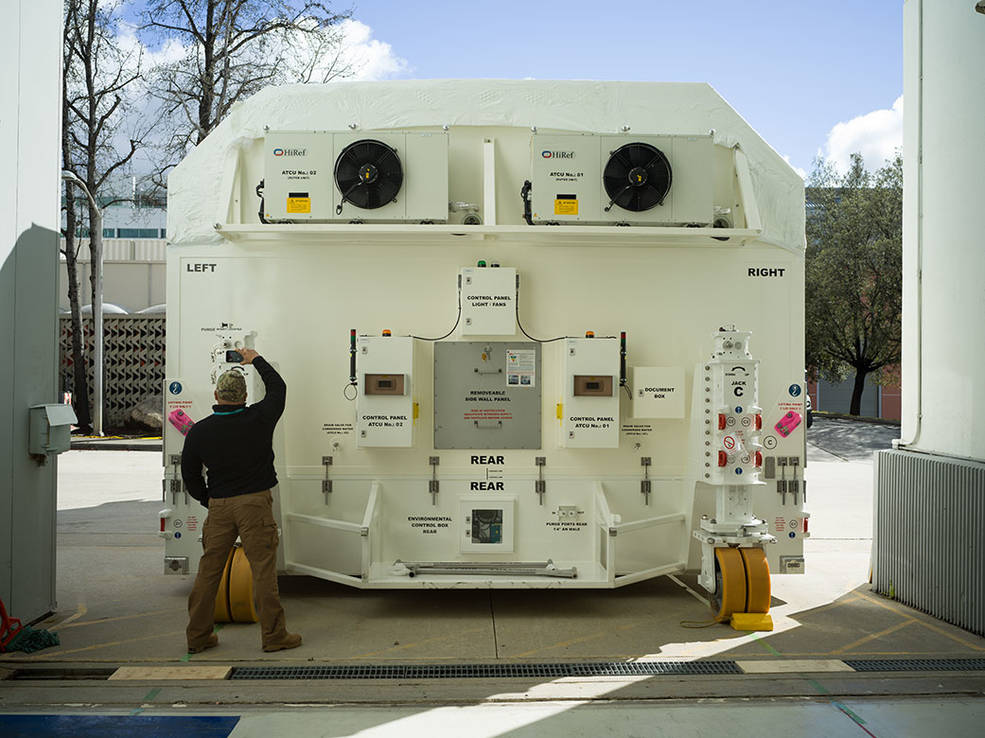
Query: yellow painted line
55,608,184,630
349,626,488,659
856,591,985,652
511,623,639,659
50,603,88,631
737,659,855,674
830,618,916,655
110,666,230,681
23,629,186,659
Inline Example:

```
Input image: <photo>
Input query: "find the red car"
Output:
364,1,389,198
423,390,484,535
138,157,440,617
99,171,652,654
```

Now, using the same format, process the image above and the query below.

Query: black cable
256,180,268,224
520,180,533,225
411,276,462,341
515,275,568,343
622,383,633,400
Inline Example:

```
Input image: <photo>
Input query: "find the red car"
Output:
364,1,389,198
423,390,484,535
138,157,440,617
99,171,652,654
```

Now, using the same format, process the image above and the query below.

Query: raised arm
240,349,286,424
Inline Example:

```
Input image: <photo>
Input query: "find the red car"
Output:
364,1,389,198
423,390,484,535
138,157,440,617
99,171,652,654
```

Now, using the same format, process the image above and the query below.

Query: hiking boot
187,633,218,654
262,633,302,652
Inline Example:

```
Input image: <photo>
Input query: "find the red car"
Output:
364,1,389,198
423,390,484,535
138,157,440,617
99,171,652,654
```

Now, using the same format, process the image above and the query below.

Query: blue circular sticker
174,531,182,539
734,468,743,475
788,531,796,539
788,384,802,397
169,381,183,395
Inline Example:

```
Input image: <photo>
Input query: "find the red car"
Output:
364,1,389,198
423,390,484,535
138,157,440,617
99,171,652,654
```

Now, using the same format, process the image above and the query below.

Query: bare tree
62,0,147,431
142,0,351,187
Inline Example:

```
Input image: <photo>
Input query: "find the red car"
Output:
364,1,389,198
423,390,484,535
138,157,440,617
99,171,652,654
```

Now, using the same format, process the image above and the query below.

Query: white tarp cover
168,79,805,249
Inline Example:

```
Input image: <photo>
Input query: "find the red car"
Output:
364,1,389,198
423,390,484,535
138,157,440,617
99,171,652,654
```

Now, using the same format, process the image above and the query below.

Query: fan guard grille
603,143,672,213
334,139,403,212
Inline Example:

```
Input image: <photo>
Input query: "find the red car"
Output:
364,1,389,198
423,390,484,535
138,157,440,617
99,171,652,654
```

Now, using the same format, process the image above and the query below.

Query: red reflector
160,517,166,532
718,451,728,467
755,414,762,430
804,517,809,532
718,413,727,430
755,451,763,467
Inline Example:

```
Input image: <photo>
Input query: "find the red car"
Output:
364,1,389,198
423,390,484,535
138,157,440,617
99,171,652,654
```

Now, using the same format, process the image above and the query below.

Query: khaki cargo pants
186,489,289,650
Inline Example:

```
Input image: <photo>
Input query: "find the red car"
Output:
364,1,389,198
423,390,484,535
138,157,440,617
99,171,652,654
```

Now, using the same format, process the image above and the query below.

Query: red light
718,414,727,430
160,517,166,532
755,414,762,430
755,451,763,467
718,451,728,467
382,329,391,336
803,517,809,532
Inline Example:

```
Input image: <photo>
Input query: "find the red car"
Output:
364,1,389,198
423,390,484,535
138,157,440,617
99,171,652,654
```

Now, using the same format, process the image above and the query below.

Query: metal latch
535,457,546,505
640,457,651,504
322,456,333,501
429,456,439,504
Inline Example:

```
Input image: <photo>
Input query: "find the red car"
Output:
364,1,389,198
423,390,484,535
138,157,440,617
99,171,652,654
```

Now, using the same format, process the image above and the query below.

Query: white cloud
824,96,903,172
782,155,807,180
336,19,408,80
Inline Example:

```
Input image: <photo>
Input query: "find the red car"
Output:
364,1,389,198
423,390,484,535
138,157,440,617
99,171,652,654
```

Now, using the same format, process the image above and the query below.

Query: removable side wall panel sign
434,341,541,449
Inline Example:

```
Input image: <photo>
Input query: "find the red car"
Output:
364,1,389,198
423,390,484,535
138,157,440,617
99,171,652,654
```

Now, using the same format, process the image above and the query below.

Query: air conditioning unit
529,133,713,225
262,131,448,222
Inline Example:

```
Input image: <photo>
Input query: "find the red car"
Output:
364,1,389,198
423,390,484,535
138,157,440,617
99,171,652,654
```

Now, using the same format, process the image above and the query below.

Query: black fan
334,139,403,214
602,142,672,213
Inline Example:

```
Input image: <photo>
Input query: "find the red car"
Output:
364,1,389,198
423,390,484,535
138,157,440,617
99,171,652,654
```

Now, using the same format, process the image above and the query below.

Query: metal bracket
321,456,333,501
535,456,546,505
429,456,439,504
640,456,651,505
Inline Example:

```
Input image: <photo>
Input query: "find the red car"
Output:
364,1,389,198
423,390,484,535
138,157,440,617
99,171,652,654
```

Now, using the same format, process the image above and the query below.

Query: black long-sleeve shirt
180,356,286,506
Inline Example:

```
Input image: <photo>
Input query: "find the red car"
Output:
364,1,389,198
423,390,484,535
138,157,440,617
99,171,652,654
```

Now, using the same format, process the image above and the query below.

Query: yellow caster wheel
711,547,747,622
213,548,234,623
213,545,258,624
228,545,258,623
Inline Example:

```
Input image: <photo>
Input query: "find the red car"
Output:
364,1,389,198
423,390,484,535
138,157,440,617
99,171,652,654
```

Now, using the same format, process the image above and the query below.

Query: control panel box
434,341,541,449
264,131,448,222
530,133,713,225
460,266,517,336
632,367,686,418
459,496,516,554
560,337,620,448
356,335,414,447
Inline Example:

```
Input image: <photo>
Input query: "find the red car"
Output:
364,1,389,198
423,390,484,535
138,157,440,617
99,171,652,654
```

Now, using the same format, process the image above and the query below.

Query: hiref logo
273,147,306,157
541,150,575,159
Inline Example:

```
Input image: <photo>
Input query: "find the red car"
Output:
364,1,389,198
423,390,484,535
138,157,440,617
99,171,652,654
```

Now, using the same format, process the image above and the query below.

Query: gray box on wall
434,342,542,449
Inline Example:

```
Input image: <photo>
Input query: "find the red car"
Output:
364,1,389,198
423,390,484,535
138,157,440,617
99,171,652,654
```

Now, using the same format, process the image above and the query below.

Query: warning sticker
286,196,311,214
554,196,578,215
774,517,786,532
506,349,536,388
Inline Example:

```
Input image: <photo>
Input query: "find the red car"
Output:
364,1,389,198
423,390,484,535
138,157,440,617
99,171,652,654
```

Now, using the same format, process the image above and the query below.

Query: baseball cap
216,369,247,403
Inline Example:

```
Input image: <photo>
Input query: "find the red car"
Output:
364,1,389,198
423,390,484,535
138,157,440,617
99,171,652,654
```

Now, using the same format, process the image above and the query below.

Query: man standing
181,348,301,654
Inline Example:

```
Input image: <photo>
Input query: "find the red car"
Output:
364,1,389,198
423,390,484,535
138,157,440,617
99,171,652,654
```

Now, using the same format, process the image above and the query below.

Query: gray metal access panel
434,342,542,449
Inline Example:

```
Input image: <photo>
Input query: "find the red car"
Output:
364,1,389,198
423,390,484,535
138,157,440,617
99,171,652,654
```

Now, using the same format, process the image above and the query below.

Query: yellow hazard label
286,197,311,214
554,198,578,215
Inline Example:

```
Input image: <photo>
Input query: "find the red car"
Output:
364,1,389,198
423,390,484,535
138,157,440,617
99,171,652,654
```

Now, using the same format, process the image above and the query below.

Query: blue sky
347,0,904,176
129,0,904,177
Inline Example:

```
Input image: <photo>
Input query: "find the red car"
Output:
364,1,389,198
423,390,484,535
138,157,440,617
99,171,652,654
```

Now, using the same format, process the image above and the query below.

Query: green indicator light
477,260,487,267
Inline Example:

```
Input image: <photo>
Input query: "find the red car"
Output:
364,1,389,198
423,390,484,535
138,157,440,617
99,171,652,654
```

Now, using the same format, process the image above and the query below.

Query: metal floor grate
844,659,985,672
230,661,742,680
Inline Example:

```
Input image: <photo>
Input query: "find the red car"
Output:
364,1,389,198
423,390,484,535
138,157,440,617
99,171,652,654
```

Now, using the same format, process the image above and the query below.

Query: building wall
0,0,62,622
60,238,167,313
